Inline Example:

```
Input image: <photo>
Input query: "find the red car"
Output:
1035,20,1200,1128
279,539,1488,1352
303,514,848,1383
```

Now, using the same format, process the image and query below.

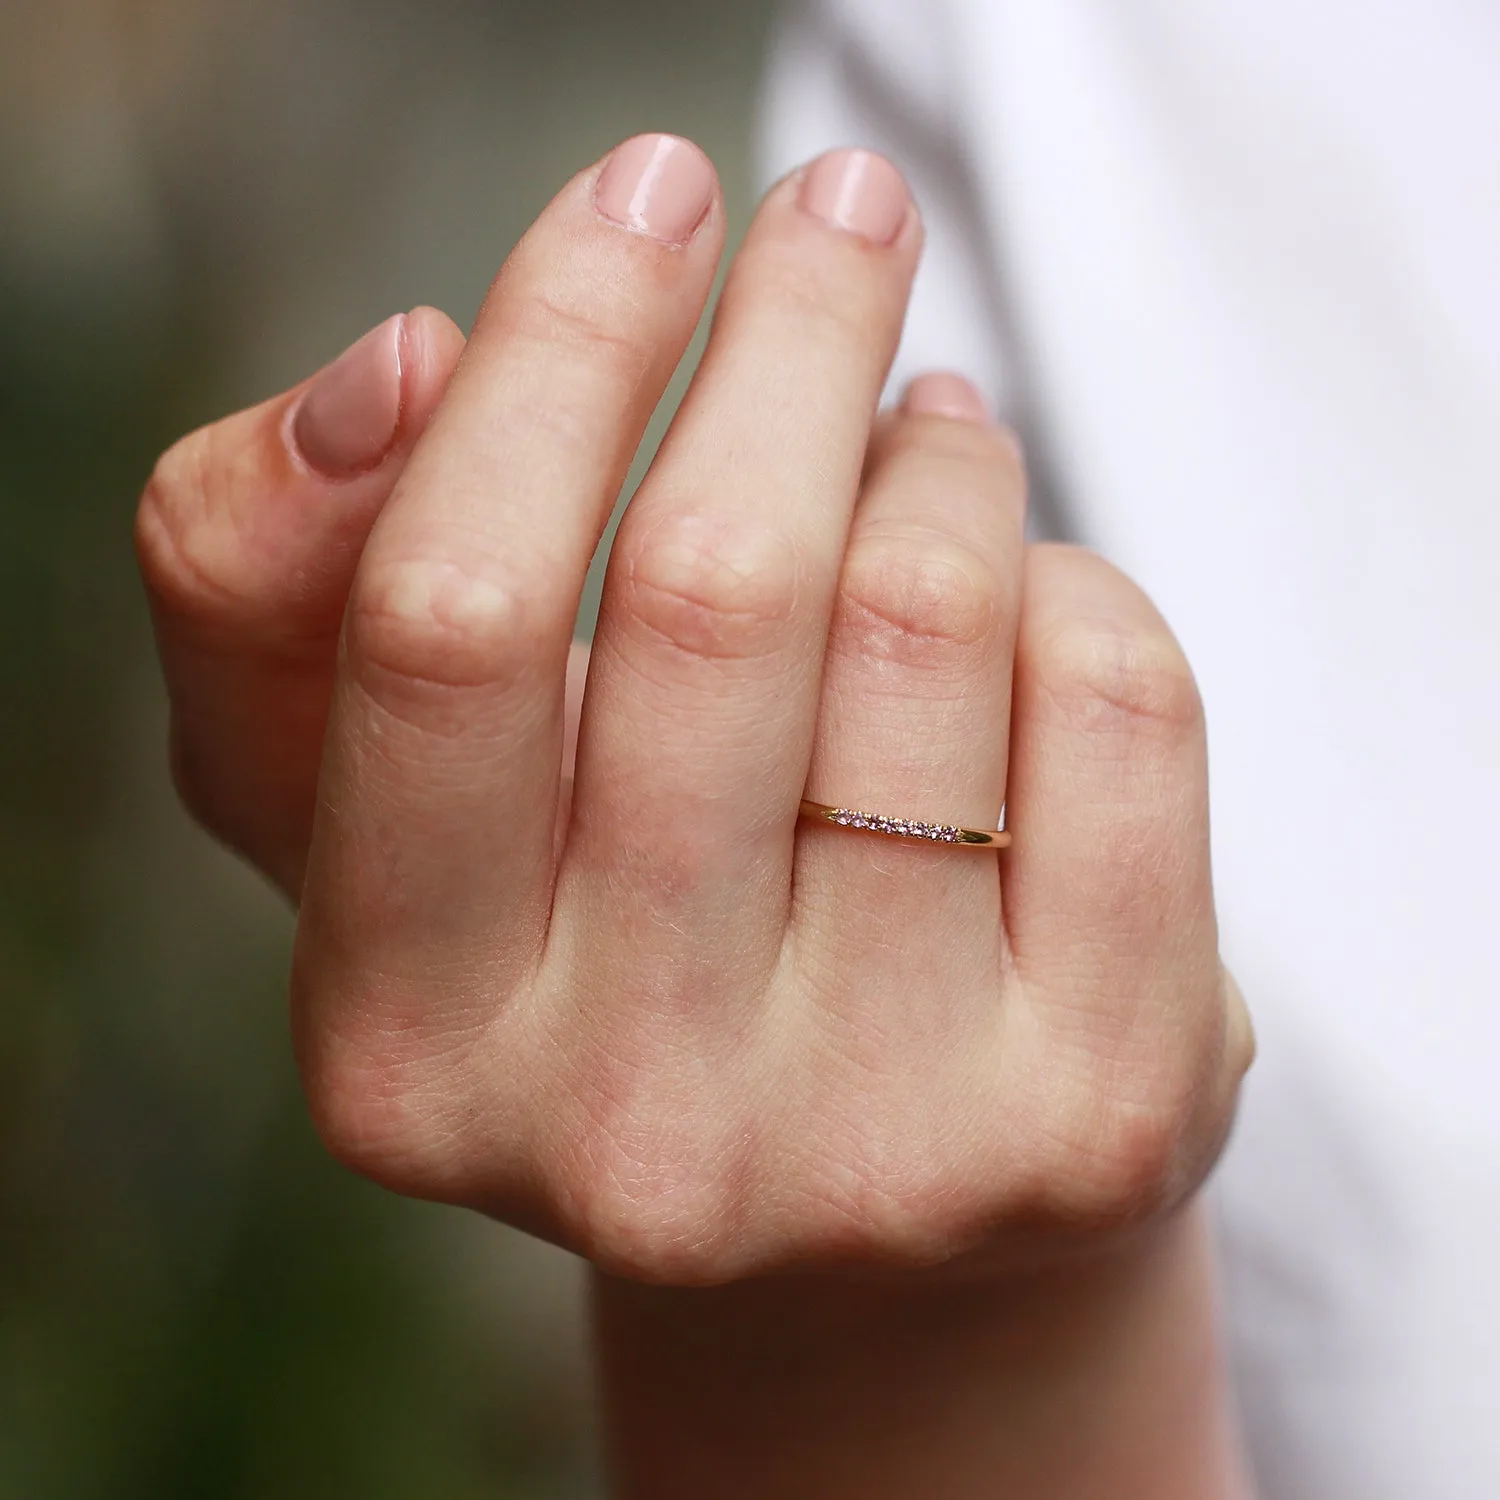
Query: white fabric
759,3,1500,1495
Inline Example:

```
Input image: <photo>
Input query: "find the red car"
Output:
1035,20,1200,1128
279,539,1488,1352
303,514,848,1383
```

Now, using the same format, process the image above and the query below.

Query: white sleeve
754,0,1015,419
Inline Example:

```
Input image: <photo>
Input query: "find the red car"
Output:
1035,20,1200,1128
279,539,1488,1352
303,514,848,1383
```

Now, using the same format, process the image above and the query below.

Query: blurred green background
0,2,768,1494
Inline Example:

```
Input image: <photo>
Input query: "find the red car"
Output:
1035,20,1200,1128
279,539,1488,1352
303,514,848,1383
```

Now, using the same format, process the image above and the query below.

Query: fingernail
797,148,910,244
902,372,992,423
594,133,715,244
292,314,405,478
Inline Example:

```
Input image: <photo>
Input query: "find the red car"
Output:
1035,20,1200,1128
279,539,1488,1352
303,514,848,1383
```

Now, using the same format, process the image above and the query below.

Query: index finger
294,136,726,1103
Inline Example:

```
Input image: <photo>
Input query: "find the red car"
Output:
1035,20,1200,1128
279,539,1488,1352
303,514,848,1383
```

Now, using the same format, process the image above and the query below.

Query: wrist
592,1202,1251,1500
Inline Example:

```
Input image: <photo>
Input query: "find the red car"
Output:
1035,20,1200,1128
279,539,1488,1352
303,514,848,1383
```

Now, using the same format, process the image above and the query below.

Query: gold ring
798,799,1011,849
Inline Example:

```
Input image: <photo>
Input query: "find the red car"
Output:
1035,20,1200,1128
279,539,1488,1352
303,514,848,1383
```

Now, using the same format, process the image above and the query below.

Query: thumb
135,306,466,898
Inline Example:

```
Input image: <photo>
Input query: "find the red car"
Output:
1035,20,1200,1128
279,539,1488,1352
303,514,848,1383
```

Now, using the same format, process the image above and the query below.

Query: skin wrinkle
605,567,814,683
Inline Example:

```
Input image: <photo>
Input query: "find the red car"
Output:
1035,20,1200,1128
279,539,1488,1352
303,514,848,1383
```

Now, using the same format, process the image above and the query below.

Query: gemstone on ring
798,799,1011,851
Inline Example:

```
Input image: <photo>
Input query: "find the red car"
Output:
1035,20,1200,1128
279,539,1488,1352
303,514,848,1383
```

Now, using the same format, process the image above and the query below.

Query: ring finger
790,373,1026,1034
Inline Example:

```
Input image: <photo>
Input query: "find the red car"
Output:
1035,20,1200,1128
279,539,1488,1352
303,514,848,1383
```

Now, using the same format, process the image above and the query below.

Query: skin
136,136,1257,1495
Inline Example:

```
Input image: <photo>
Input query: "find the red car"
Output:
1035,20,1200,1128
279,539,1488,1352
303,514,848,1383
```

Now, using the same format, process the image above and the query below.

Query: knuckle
818,1163,991,1271
746,247,880,360
135,428,251,628
786,1090,1000,1271
475,287,658,454
300,1027,472,1199
836,531,1002,668
615,511,803,664
566,1144,742,1286
500,286,653,389
552,1066,762,1284
1033,615,1202,738
1029,1094,1193,1233
347,553,548,694
1015,1019,1222,1233
575,1196,725,1287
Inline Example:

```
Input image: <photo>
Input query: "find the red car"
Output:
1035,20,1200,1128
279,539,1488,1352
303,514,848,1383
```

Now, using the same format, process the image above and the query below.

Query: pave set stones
829,808,962,842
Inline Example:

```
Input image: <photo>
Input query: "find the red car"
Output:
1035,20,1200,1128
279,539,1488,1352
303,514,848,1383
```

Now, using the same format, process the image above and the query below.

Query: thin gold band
798,799,1011,849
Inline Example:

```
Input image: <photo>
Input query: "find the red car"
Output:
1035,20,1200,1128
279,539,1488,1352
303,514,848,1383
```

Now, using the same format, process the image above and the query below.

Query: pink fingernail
902,372,993,423
797,148,910,245
292,314,405,478
594,134,716,244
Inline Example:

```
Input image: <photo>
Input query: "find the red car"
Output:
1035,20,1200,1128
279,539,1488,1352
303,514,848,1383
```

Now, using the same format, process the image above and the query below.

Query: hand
139,132,1256,1495
152,133,1248,1277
